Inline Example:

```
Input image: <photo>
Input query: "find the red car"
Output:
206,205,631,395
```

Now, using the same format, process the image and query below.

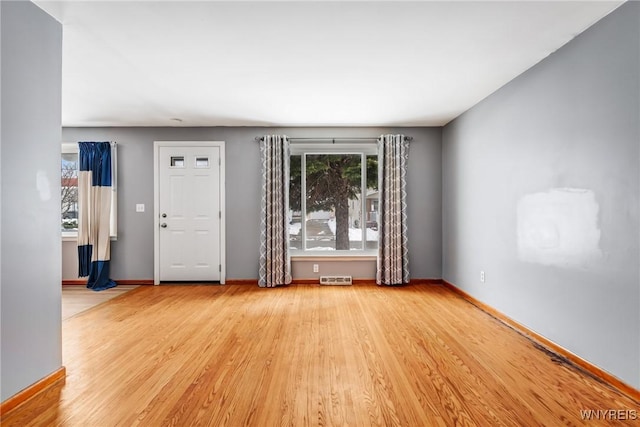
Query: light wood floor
3,284,638,426
62,285,139,320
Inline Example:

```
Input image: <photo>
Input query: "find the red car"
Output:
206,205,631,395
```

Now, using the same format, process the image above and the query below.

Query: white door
156,143,225,283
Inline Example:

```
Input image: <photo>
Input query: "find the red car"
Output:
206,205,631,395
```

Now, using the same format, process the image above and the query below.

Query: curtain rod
254,136,412,143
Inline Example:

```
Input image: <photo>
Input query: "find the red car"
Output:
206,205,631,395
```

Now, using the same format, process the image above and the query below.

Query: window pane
195,157,209,168
365,155,379,250
61,153,78,231
289,155,302,251
171,156,185,167
305,154,362,251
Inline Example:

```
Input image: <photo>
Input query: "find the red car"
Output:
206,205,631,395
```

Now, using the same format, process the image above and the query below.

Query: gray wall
62,127,442,281
1,1,63,401
442,2,639,389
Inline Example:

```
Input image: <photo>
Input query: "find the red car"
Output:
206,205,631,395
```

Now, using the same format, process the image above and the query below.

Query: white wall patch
517,188,602,268
36,170,51,201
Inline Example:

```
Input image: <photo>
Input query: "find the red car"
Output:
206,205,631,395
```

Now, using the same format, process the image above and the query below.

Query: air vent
319,275,352,286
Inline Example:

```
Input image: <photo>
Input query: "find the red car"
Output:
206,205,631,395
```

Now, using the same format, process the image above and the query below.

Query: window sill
62,233,117,242
62,233,77,242
291,254,377,262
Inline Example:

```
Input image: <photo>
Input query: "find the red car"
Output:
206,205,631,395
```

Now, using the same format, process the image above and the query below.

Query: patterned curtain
259,135,292,287
77,142,117,291
377,134,410,285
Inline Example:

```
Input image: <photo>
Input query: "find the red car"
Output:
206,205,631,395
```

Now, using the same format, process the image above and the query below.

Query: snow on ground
327,219,378,241
289,222,301,236
290,219,378,241
349,227,378,241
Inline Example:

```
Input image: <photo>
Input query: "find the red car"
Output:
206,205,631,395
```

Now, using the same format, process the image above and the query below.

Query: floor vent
320,275,353,286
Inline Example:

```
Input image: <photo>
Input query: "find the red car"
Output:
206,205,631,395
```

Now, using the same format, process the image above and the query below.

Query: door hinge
219,211,221,219
219,264,222,272
219,157,221,166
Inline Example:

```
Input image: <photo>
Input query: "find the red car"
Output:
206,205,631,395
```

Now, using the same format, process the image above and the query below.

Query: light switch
136,204,145,212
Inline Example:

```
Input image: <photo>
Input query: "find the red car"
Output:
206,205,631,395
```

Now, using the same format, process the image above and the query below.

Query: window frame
61,142,118,241
289,142,378,257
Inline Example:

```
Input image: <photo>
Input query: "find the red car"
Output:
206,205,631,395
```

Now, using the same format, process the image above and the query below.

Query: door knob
161,223,167,228
161,213,167,218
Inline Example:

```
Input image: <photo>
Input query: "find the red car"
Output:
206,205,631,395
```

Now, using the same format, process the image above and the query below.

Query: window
61,144,79,235
61,143,118,239
170,156,185,167
195,157,210,168
289,143,378,255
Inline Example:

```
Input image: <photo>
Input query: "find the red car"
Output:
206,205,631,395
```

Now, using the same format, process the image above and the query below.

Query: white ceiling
35,1,623,128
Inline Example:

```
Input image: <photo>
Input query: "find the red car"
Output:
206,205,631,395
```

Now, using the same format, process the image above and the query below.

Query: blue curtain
77,142,117,291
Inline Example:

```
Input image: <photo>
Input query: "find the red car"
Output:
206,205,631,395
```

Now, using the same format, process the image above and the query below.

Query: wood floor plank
61,284,140,320
2,284,638,426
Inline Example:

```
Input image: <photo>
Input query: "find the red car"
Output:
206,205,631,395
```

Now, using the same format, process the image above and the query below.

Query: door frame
153,141,226,285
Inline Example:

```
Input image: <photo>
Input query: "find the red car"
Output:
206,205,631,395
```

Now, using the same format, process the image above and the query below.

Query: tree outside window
290,148,378,253
61,152,79,232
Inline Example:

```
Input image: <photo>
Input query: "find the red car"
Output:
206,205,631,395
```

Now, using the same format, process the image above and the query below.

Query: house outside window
289,143,378,255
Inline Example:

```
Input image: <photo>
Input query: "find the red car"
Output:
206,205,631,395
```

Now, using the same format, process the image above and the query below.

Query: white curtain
259,135,292,287
377,134,410,285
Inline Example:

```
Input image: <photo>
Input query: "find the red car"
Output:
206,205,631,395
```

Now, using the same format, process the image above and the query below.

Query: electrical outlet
313,264,319,273
480,271,485,283
135,204,145,212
